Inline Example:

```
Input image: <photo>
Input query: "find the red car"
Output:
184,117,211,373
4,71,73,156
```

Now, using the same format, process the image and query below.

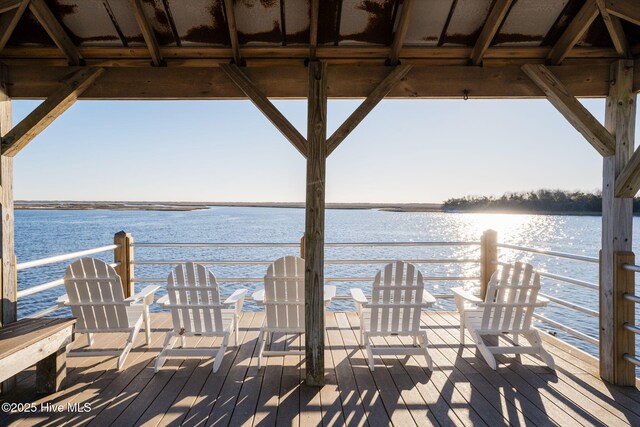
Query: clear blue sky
11,98,633,203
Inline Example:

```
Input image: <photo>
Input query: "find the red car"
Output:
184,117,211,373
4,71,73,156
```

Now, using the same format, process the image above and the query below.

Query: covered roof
0,0,638,99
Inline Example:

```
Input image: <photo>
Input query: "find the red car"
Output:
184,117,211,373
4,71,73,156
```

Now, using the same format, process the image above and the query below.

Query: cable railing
12,231,618,363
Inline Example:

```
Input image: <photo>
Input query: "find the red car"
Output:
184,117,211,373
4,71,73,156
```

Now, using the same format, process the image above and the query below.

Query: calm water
14,207,640,358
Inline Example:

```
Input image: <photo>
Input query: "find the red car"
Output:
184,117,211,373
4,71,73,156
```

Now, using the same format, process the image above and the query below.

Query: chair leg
364,333,374,371
257,329,267,369
87,333,95,347
234,314,239,347
459,316,465,345
154,333,177,373
524,331,555,369
419,332,433,371
143,306,152,346
473,331,497,370
213,333,229,373
181,335,186,348
118,323,141,370
360,317,365,347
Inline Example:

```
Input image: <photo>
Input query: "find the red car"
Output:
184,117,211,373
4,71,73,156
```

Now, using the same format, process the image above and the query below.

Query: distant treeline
443,190,640,214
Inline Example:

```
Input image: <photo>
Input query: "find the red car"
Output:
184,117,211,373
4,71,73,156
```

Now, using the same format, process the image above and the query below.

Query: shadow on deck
1,311,640,426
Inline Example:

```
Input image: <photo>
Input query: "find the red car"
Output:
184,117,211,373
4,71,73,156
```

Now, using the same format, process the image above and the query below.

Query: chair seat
359,307,422,335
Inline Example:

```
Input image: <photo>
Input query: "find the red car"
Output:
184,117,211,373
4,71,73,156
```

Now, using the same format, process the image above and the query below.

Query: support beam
29,0,82,66
0,0,20,15
547,0,599,65
470,0,513,66
129,0,163,66
305,60,327,387
597,0,630,57
612,251,636,385
388,0,415,66
223,0,241,65
309,0,319,60
219,63,307,156
615,146,640,197
0,0,29,53
0,65,14,328
600,59,635,385
605,0,640,26
326,64,412,155
1,67,105,157
522,63,616,156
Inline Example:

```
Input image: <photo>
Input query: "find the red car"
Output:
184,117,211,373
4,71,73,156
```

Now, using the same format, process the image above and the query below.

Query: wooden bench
0,318,75,394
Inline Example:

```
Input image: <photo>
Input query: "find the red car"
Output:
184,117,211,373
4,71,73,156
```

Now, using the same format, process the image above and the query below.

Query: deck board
2,311,639,427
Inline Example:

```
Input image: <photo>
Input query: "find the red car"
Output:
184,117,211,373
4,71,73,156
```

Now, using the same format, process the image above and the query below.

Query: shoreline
13,201,622,216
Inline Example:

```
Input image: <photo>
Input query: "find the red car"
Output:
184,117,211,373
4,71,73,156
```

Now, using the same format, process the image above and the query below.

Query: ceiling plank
309,0,319,60
388,0,415,66
219,63,307,157
129,0,163,66
597,0,630,57
0,0,20,15
1,67,105,157
522,63,615,156
605,0,640,26
223,0,241,65
327,64,412,155
29,0,82,66
547,0,599,65
0,0,29,53
470,0,513,66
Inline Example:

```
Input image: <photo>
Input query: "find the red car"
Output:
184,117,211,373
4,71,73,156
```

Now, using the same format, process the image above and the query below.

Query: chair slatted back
480,262,540,333
264,256,305,330
369,261,425,334
64,258,129,331
167,263,226,334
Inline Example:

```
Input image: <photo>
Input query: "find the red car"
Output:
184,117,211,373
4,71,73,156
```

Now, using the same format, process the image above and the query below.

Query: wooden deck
2,311,640,427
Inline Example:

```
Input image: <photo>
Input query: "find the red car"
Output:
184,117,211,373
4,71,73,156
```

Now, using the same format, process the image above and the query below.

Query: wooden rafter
470,0,513,66
309,0,319,60
605,0,640,26
0,0,28,53
129,0,163,66
388,0,415,66
547,0,599,65
327,64,412,155
597,0,630,57
29,0,82,66
522,63,615,156
1,67,105,157
223,0,241,65
0,0,20,15
219,63,307,157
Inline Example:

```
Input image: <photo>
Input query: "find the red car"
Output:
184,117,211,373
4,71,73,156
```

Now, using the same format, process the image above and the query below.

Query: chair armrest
325,285,337,303
252,289,265,305
125,285,160,306
537,295,550,306
422,291,436,306
57,294,69,307
156,295,169,306
350,288,368,304
224,289,248,305
451,286,482,303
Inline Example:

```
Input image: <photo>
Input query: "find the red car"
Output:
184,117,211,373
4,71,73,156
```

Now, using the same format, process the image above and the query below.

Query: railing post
613,251,635,386
300,234,305,258
480,229,498,299
114,231,134,297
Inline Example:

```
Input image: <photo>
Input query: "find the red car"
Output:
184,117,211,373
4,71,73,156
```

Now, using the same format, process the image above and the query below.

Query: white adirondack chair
256,256,305,369
350,261,436,371
61,258,158,370
452,262,555,370
154,262,247,373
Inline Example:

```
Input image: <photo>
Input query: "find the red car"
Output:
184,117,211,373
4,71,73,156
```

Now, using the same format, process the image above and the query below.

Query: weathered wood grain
388,0,415,66
304,61,327,387
223,0,242,66
29,0,82,66
547,0,599,65
470,0,514,66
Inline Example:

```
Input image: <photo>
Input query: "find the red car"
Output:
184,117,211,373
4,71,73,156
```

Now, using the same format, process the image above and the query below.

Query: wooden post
300,234,305,258
114,231,134,297
600,60,636,384
613,251,635,385
480,229,498,299
305,60,327,387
